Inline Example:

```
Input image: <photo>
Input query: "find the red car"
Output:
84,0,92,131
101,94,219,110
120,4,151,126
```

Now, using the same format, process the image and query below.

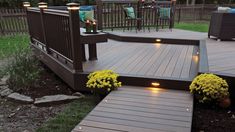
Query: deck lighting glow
148,87,160,94
38,2,47,9
151,82,160,87
156,39,161,42
67,3,80,10
23,2,30,7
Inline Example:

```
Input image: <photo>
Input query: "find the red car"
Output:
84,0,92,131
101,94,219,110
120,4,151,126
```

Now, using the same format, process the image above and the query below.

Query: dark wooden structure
72,86,194,132
208,11,235,40
25,4,207,91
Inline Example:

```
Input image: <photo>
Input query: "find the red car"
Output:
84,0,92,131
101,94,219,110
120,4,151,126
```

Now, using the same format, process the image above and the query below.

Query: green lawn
37,96,99,132
174,22,209,33
0,34,29,59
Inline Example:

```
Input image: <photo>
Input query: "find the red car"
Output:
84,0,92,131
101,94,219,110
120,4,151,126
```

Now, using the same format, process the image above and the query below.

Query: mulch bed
15,64,74,99
1,65,75,131
192,102,235,132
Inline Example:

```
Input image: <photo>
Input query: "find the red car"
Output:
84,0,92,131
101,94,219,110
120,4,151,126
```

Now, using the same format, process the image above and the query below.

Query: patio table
80,28,108,61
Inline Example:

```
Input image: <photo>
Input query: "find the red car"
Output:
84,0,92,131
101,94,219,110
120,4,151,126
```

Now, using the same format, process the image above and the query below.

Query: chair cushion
80,6,94,11
159,7,171,18
124,7,136,19
229,8,235,13
79,6,95,22
79,11,85,22
84,10,95,21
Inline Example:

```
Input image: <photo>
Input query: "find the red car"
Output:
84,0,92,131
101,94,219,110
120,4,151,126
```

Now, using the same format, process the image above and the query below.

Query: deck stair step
72,86,194,132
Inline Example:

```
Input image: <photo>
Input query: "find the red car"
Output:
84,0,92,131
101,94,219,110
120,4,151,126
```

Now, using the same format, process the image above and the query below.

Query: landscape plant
6,45,41,92
86,70,122,94
189,73,229,104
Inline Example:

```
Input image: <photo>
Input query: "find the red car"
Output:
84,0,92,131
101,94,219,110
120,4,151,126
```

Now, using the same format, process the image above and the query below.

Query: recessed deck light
151,82,160,87
156,39,161,42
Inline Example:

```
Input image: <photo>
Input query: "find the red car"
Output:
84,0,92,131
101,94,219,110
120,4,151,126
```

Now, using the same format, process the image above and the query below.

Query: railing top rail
27,7,69,17
44,9,69,17
100,0,138,3
28,7,40,12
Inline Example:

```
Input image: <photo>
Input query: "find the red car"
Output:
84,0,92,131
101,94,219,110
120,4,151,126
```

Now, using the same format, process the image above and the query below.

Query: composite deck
106,29,235,76
72,86,194,132
83,40,198,81
206,39,235,76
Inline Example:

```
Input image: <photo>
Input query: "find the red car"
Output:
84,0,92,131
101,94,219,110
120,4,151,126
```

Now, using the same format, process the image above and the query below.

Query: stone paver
34,94,81,106
7,93,34,104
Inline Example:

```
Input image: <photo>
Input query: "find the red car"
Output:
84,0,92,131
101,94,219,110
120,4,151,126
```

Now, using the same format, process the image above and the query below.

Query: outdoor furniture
80,28,107,61
141,3,157,32
208,11,235,40
155,1,173,30
123,5,144,32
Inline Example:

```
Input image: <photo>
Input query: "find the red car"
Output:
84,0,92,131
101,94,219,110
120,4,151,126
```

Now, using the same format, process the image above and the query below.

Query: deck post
23,2,32,42
38,2,50,54
96,0,103,30
67,3,83,72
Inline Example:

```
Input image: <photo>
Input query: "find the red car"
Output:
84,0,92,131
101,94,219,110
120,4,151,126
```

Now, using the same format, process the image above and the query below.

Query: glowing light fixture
38,2,48,9
67,3,80,10
156,39,161,42
23,2,30,7
151,82,160,87
196,51,199,55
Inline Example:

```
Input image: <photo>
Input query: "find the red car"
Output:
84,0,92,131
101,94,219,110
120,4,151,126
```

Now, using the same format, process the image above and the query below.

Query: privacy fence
0,8,28,35
1,3,234,35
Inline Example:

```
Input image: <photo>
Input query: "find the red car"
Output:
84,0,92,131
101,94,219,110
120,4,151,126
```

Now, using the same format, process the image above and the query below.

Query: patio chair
155,1,173,30
122,5,144,32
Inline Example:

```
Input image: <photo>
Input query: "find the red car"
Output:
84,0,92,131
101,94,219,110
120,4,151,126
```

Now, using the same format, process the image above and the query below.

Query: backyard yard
1,0,235,132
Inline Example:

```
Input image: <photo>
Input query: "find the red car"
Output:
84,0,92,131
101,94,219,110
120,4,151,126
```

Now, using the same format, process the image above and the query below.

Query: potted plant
86,70,122,100
189,73,230,108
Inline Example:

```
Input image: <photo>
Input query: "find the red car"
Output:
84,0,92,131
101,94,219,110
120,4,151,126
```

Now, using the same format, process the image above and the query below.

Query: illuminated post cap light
67,3,80,10
23,2,30,7
156,39,161,42
151,82,160,87
38,2,48,9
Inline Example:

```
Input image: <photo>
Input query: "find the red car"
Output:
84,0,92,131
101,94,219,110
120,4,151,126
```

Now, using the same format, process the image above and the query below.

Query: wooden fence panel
0,8,28,35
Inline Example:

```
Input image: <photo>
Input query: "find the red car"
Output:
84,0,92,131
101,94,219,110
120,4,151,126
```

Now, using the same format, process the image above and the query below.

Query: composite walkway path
72,86,194,132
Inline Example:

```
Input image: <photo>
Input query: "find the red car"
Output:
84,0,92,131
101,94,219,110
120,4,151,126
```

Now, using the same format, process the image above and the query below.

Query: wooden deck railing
27,6,83,72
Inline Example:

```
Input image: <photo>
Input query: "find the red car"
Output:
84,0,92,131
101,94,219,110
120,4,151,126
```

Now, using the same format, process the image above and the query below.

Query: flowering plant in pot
189,73,230,108
86,70,122,100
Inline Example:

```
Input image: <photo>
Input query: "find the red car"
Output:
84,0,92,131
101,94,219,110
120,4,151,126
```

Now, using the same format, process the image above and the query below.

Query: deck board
72,86,193,132
83,40,198,81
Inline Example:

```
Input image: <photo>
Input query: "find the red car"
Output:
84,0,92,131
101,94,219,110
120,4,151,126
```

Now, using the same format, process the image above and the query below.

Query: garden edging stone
7,93,34,104
0,88,13,97
34,94,82,106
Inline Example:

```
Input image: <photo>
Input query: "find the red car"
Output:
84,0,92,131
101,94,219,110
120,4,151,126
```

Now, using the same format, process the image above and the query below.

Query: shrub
6,46,41,91
86,70,122,93
189,73,229,103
